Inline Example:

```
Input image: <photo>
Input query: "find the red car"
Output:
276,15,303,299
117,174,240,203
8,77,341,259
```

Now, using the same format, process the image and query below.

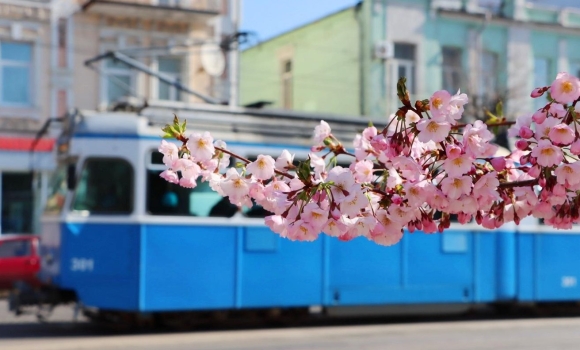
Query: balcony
82,0,222,21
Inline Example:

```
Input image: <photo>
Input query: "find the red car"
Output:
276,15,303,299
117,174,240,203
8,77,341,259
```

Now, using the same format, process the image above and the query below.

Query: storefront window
2,173,33,233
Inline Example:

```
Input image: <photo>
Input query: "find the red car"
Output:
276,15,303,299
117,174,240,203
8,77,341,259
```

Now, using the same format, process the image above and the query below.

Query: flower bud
528,165,541,178
570,139,580,155
490,157,506,172
531,87,545,98
539,178,546,188
519,154,529,165
516,140,529,151
532,110,547,124
519,126,534,139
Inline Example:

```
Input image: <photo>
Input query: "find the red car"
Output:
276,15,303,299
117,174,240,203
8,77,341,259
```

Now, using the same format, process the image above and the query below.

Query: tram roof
75,103,375,147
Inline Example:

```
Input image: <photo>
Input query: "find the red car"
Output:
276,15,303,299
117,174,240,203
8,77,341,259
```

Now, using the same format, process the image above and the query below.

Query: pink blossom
187,132,215,161
535,117,560,140
309,153,326,178
265,215,288,237
313,120,331,145
549,103,567,118
548,124,575,145
440,176,472,200
416,119,451,143
490,157,506,172
508,114,532,138
446,144,462,160
571,139,580,155
340,189,368,217
443,154,473,178
429,90,452,119
550,72,580,104
532,110,547,124
463,120,497,158
220,168,250,206
473,172,500,200
246,154,276,180
448,90,469,121
405,110,420,123
302,203,329,230
160,169,179,184
159,140,179,167
287,220,319,241
322,217,349,237
555,162,580,186
275,150,294,170
353,160,374,183
427,188,450,211
327,167,356,202
531,139,563,167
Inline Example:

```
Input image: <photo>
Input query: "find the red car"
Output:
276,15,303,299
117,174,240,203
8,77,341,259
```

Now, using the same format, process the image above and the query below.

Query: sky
240,0,359,44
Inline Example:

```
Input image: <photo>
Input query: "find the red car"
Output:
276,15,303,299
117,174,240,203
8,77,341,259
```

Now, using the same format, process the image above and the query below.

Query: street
1,301,580,349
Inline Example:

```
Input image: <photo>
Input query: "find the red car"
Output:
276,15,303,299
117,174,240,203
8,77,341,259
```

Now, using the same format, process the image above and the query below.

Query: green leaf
297,159,312,183
495,101,503,118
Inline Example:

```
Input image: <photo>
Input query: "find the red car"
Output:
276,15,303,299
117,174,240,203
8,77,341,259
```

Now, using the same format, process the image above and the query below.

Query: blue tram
12,103,580,321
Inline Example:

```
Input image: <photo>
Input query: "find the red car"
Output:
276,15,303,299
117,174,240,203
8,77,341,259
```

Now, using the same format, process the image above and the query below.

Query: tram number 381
70,258,94,272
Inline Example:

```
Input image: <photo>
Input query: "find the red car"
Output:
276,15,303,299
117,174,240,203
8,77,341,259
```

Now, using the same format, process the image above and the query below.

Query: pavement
2,300,580,350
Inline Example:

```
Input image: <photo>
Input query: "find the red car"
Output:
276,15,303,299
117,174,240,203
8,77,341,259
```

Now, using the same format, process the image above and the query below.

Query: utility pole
229,0,240,108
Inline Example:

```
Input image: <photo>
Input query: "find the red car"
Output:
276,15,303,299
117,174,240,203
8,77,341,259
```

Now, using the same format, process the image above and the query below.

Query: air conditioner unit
374,41,394,59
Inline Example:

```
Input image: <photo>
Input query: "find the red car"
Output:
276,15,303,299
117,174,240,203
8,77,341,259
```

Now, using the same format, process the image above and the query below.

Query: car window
0,240,31,258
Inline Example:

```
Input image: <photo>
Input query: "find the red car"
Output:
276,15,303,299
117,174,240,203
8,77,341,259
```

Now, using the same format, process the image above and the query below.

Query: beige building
0,0,236,234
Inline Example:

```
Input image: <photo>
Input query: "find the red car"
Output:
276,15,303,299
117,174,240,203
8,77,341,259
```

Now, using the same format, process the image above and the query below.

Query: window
442,47,462,93
479,51,498,102
58,18,67,68
157,57,182,101
72,158,134,214
147,151,230,217
0,240,31,258
104,58,134,104
281,59,293,109
157,0,181,6
44,165,68,216
392,43,416,94
0,42,32,106
533,58,550,110
2,173,33,234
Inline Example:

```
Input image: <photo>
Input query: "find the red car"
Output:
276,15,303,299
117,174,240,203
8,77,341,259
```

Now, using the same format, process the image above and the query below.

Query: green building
241,0,580,121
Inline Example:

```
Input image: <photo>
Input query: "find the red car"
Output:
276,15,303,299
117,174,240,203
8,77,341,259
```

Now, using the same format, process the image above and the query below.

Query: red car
0,235,40,290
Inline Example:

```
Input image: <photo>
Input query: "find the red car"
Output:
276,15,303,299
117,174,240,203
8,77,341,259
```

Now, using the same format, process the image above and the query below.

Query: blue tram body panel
517,232,580,302
54,220,513,311
60,223,141,310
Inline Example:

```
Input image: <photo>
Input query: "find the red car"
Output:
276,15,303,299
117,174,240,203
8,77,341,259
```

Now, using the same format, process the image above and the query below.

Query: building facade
241,0,580,123
0,0,237,234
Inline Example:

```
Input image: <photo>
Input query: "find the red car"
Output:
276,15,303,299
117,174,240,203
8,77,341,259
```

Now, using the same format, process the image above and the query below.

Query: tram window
146,170,235,217
72,158,134,214
44,165,68,215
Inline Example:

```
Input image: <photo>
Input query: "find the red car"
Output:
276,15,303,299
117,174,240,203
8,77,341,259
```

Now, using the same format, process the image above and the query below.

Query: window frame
70,157,135,216
441,46,463,93
0,41,33,107
280,59,293,109
99,48,137,106
156,56,183,101
478,51,499,101
388,43,417,96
